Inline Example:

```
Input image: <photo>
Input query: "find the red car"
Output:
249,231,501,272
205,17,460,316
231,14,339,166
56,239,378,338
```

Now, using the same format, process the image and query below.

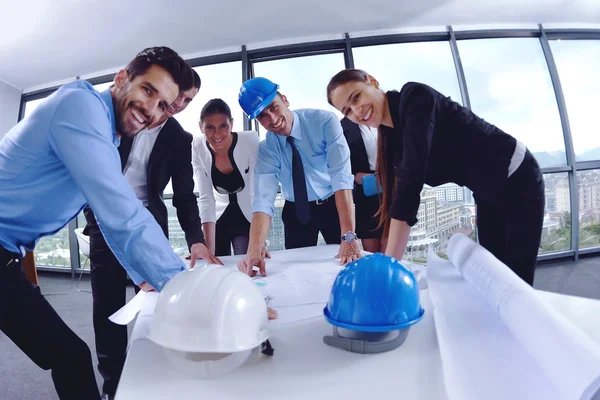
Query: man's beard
115,102,148,137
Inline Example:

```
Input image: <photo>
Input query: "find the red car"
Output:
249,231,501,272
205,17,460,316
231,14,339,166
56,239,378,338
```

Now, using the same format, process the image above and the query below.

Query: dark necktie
287,136,310,225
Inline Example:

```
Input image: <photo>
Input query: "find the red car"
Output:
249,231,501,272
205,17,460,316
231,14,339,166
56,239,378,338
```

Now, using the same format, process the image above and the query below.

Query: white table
115,246,600,400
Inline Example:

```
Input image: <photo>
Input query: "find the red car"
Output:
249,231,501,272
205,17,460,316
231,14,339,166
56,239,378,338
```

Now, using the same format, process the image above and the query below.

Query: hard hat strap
323,326,409,354
260,339,274,356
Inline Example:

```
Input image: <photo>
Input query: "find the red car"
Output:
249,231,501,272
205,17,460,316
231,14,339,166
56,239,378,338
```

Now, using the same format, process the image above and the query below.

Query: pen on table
264,295,273,305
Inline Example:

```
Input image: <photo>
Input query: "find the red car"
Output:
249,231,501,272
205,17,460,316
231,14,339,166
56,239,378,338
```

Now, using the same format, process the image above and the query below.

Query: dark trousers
0,249,100,400
83,219,130,397
475,151,545,286
215,201,250,257
282,196,342,249
215,229,249,256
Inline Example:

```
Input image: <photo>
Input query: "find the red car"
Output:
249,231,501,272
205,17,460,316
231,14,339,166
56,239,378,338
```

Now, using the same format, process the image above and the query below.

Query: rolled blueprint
444,233,600,400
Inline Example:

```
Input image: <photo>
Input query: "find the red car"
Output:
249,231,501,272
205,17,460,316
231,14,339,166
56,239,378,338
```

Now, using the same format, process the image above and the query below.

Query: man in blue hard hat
237,77,361,277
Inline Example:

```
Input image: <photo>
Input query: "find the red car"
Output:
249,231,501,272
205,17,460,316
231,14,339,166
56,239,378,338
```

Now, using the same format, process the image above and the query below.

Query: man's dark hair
125,46,194,92
191,69,201,90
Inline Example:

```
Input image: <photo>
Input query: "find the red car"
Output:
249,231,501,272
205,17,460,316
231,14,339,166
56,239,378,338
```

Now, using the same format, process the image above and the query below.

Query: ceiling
2,0,599,92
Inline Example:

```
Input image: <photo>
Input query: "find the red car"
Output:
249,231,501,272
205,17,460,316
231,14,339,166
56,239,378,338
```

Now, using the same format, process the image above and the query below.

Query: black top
381,83,518,226
208,132,245,198
341,117,374,175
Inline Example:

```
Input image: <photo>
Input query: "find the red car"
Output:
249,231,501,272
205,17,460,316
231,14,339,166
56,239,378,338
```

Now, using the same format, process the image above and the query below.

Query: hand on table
336,241,362,265
261,243,271,260
267,307,278,320
238,247,267,277
188,242,223,268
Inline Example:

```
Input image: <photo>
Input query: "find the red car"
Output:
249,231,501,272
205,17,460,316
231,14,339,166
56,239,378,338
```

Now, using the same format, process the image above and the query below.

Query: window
34,227,71,269
93,82,112,92
167,62,244,195
576,170,600,250
23,98,44,119
540,173,571,253
165,199,189,257
549,40,600,161
252,53,346,139
173,62,244,137
458,38,566,168
77,212,89,269
352,41,462,104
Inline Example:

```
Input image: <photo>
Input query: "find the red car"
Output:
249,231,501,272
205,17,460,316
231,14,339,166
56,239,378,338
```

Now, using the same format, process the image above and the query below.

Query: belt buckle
315,199,324,205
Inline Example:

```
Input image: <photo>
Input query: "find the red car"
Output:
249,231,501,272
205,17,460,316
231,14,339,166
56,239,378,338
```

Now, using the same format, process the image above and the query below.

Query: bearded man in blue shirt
0,47,196,400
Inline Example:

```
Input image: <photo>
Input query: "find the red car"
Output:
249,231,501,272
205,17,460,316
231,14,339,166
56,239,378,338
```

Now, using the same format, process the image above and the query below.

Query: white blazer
191,131,259,224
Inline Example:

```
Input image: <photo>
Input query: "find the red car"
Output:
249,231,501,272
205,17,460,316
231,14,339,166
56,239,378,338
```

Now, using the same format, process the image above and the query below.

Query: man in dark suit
84,69,220,400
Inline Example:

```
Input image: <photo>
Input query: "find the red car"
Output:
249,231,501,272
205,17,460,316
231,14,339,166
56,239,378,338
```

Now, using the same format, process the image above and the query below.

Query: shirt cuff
127,268,144,286
253,198,275,218
331,173,355,192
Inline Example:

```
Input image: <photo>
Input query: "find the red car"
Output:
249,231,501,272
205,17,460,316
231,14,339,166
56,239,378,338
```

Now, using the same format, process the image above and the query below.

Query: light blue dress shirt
0,80,185,290
253,109,353,217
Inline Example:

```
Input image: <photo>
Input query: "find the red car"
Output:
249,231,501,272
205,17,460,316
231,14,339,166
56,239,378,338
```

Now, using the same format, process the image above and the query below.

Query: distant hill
532,151,565,168
532,147,600,167
578,147,600,162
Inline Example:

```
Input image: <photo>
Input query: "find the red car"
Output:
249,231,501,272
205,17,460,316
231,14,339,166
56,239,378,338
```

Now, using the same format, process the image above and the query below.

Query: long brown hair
327,69,394,237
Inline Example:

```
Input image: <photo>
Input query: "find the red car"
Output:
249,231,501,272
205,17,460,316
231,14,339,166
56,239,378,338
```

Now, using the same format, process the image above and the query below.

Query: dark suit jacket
84,118,204,249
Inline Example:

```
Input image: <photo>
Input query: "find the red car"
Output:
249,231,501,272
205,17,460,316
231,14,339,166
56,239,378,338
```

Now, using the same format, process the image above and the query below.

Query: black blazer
382,83,517,226
85,118,204,249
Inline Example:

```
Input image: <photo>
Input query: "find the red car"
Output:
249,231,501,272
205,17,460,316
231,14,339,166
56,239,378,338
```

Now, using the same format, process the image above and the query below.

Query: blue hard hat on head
323,253,424,354
238,77,280,120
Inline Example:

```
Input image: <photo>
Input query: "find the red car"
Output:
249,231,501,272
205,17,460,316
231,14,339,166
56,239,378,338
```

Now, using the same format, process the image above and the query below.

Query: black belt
0,245,21,268
309,195,334,206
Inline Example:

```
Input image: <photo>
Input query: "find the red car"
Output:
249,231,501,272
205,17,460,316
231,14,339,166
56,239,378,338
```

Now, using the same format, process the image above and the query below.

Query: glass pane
577,170,600,249
540,173,571,253
458,38,566,168
23,98,45,119
23,82,112,122
173,62,244,137
266,194,286,252
404,184,475,263
165,199,190,257
93,82,112,92
76,212,89,269
549,40,600,161
252,53,346,139
353,41,462,105
34,226,71,268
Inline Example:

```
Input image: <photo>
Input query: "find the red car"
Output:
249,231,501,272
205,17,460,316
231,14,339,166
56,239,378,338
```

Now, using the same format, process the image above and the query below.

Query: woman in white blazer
192,99,259,256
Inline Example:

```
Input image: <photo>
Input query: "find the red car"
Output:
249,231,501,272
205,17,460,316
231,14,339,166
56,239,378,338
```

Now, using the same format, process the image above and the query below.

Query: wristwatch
340,231,358,243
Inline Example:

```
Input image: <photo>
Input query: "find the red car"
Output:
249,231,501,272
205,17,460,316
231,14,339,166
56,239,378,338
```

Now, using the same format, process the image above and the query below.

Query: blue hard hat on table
324,252,424,332
323,253,424,354
238,77,280,120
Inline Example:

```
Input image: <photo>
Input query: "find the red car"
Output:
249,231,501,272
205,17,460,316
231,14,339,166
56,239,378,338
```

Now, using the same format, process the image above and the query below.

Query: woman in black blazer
327,69,545,285
340,117,383,253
